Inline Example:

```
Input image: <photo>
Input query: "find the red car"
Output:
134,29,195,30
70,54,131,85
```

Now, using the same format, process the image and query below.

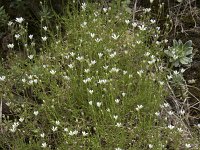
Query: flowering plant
164,39,193,67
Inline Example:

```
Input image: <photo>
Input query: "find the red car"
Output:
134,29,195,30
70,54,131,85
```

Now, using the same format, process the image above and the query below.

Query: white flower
197,124,200,128
94,11,99,17
103,7,107,12
163,103,169,107
9,128,17,133
188,79,196,84
50,70,56,75
15,34,20,40
13,122,19,128
168,124,175,130
9,122,19,132
122,92,126,97
29,80,34,85
143,8,151,13
156,41,160,45
168,111,174,115
96,102,102,107
90,60,96,65
6,102,11,106
129,74,133,78
68,64,74,69
76,56,84,61
115,99,120,104
111,33,120,40
28,75,33,79
90,33,95,38
89,101,93,105
125,20,130,24
136,105,143,111
84,69,90,73
177,128,183,133
81,3,86,11
115,122,122,127
19,117,24,122
28,55,34,59
179,109,185,115
22,78,26,83
138,25,147,31
41,36,47,41
177,0,183,2
88,89,94,94
106,48,112,53
55,121,60,125
144,52,150,57
41,142,47,148
123,71,127,75
64,128,68,132
98,79,108,84
93,19,97,23
113,115,118,120
185,143,191,148
29,34,33,39
95,38,102,42
7,43,14,49
10,126,17,133
73,130,78,135
150,19,156,23
180,68,185,73
156,27,160,31
149,144,153,149
136,40,141,44
155,112,160,116
103,65,109,70
64,55,70,59
98,53,103,58
167,75,173,80
40,133,45,138
82,131,88,136
110,52,117,58
15,17,24,23
33,111,39,116
132,22,137,27
70,52,75,57
8,21,13,26
52,126,58,132
164,39,168,43
148,59,156,65
83,78,92,83
69,131,74,136
137,70,144,77
110,67,119,73
150,0,154,3
43,26,48,31
0,76,6,81
81,22,87,27
159,81,164,85
115,148,123,150
63,76,70,81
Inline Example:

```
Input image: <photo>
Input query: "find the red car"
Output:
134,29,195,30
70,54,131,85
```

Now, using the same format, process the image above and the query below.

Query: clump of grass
0,1,199,149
